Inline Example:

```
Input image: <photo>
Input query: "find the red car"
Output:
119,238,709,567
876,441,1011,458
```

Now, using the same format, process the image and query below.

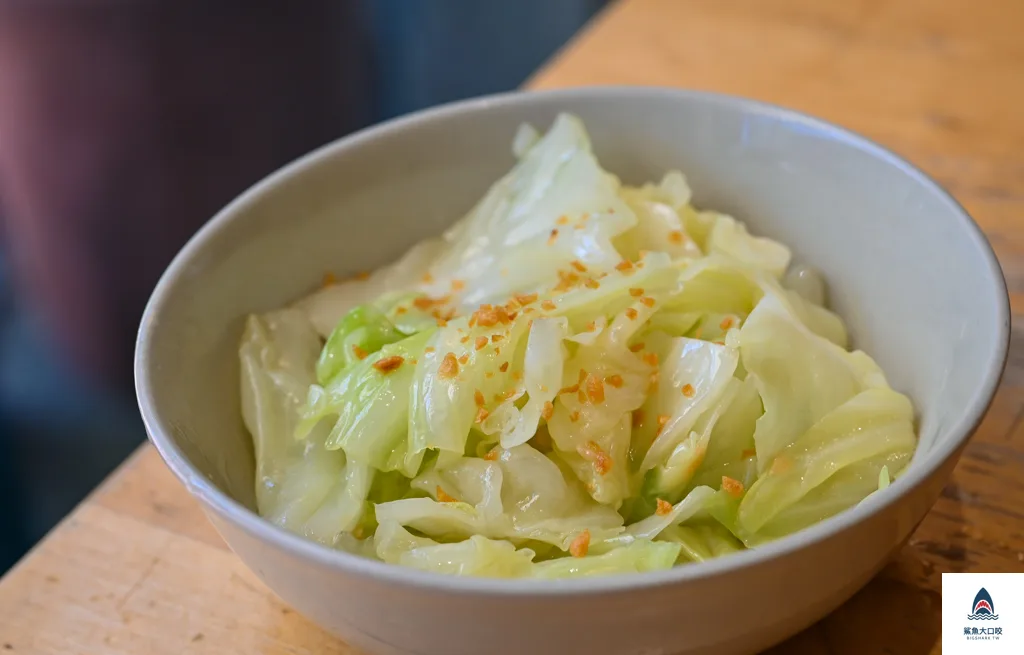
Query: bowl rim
135,85,1010,596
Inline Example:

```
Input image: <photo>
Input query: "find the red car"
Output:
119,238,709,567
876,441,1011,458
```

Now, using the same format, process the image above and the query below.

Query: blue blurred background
0,0,607,572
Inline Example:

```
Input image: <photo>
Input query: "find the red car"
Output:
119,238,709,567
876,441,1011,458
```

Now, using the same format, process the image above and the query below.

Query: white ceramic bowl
135,87,1009,655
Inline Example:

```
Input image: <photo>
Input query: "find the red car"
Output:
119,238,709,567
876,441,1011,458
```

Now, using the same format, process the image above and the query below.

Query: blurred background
0,0,608,572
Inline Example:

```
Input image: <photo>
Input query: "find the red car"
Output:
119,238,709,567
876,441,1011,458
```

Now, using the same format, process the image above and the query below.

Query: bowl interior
137,88,1006,521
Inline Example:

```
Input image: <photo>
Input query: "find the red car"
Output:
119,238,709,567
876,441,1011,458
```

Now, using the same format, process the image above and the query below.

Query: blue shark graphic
968,588,999,620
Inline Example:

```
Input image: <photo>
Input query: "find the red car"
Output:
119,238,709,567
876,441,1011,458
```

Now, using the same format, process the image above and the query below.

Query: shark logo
968,588,999,620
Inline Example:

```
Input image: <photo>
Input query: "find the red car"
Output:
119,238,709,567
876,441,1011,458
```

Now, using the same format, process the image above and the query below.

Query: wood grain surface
2,0,1022,653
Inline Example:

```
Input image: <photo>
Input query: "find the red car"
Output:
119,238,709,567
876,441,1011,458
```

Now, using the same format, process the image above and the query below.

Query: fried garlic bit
472,303,512,328
372,355,404,374
722,476,745,498
541,401,554,421
438,352,459,379
577,440,612,475
569,529,591,558
586,375,605,403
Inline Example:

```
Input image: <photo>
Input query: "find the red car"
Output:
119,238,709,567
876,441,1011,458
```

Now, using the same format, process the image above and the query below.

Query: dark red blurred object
0,3,370,392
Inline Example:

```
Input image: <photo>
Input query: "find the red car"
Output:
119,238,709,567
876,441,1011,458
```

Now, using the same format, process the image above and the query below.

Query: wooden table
2,0,1023,653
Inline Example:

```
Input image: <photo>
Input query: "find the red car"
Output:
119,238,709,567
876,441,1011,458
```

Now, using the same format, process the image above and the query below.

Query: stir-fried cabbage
238,114,918,578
